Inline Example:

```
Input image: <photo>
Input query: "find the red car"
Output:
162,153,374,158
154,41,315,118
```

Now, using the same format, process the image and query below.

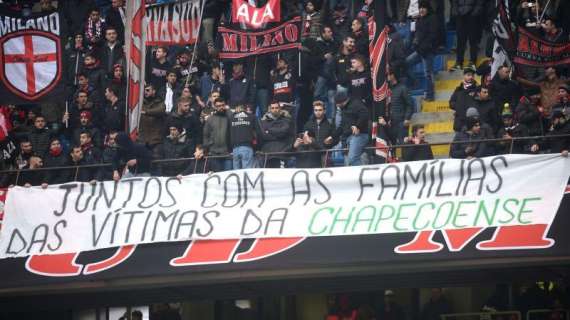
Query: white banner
0,154,569,259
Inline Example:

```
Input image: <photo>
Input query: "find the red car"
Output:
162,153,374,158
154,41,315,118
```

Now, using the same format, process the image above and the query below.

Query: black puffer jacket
258,110,294,157
27,127,53,157
450,83,479,132
113,132,153,175
43,152,72,185
515,98,546,137
303,116,337,149
159,133,192,177
490,75,522,114
414,12,438,56
338,98,369,138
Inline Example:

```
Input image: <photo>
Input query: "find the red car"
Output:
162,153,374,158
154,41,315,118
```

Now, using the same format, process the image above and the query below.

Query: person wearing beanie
464,104,495,141
405,0,438,101
450,117,491,159
72,109,103,148
515,87,547,140
108,64,127,100
450,67,479,131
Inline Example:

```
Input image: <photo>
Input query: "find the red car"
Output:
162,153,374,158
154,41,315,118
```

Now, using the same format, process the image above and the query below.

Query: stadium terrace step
431,144,451,158
435,79,462,91
424,121,454,134
425,132,455,145
421,99,450,113
445,57,489,71
426,132,454,158
410,111,454,125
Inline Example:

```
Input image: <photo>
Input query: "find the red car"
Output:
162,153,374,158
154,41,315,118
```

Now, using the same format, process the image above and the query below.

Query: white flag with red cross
0,10,65,104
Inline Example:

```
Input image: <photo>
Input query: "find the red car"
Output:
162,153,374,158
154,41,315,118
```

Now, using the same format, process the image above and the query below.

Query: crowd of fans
0,0,569,187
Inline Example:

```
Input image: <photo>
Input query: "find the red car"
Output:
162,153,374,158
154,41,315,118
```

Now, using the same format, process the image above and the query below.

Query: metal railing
441,311,522,320
526,309,569,320
2,133,569,186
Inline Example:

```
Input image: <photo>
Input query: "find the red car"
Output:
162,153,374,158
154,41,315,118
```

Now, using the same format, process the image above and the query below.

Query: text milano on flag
0,9,66,104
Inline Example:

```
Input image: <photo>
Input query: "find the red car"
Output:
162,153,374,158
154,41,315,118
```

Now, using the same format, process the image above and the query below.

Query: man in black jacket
547,111,570,154
259,101,295,168
474,86,501,133
159,121,192,177
72,110,103,148
166,97,202,153
229,61,255,110
112,132,153,181
42,138,71,186
313,26,338,119
402,125,434,162
303,101,337,150
335,91,369,166
450,117,491,159
102,84,126,134
387,71,415,143
105,0,125,41
334,36,356,94
96,26,124,78
26,115,53,158
449,0,484,71
405,1,438,101
489,65,522,114
450,67,479,132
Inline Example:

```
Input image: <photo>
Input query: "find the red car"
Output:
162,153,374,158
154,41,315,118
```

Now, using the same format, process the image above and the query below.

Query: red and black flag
368,0,389,118
368,0,393,161
0,8,67,104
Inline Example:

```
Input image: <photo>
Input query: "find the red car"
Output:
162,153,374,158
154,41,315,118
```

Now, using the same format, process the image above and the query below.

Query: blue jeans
314,76,336,119
233,146,254,169
210,158,233,172
346,133,369,166
405,51,434,100
256,88,270,114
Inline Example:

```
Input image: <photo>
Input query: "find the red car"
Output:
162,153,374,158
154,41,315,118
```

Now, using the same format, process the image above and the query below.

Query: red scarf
232,70,245,80
49,146,63,157
81,142,93,153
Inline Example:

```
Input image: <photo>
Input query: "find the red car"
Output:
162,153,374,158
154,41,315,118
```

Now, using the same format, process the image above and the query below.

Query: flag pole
186,0,207,87
65,100,69,128
125,0,147,139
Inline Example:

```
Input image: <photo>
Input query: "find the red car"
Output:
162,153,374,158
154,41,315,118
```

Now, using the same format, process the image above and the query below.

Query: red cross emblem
0,31,61,101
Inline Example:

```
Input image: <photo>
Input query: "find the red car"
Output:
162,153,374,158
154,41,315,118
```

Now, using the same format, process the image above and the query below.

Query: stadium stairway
407,30,484,158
